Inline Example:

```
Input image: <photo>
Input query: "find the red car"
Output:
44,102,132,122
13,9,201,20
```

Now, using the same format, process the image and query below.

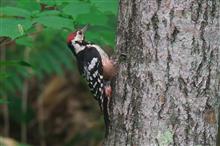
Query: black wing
77,47,105,111
84,57,105,110
76,46,110,136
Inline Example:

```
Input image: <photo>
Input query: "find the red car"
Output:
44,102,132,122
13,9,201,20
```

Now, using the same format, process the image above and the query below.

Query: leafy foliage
34,16,73,29
0,0,118,96
0,0,118,145
0,6,31,17
62,1,91,17
0,18,32,39
0,60,33,68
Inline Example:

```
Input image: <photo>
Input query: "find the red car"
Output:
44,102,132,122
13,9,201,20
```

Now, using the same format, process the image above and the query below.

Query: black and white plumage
76,44,105,110
66,26,115,135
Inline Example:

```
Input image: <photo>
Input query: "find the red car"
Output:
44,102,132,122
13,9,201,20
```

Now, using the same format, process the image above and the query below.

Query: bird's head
67,25,88,54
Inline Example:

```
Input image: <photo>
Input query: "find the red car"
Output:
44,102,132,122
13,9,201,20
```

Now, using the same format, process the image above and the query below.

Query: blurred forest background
0,0,118,146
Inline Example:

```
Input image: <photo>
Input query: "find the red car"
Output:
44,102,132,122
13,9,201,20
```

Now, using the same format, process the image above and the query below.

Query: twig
21,47,32,143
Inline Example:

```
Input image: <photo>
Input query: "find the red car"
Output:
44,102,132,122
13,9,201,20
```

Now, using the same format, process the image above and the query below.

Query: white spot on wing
93,70,98,78
83,66,90,80
88,58,98,70
93,82,97,88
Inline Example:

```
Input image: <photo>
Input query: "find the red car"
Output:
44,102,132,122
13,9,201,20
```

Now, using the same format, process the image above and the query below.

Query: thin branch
21,47,32,143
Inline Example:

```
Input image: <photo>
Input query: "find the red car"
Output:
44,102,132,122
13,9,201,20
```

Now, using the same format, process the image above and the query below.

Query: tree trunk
104,0,220,146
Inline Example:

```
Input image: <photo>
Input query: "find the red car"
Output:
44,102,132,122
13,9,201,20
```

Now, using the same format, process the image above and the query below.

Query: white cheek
72,41,85,53
73,34,83,42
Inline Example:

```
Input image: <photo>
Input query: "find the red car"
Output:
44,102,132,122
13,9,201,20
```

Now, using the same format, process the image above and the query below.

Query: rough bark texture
104,0,220,146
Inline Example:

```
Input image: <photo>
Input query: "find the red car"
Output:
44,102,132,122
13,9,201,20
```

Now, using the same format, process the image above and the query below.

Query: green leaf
62,1,91,17
18,61,33,68
99,30,115,46
85,25,115,46
36,10,61,17
90,0,118,14
0,18,32,39
86,30,101,44
39,0,56,6
17,0,40,11
0,60,33,68
0,6,31,17
76,12,108,26
0,60,19,66
34,16,73,29
38,0,67,6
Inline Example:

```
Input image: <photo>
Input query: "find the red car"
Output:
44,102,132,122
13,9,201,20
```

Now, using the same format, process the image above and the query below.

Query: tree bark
104,0,220,146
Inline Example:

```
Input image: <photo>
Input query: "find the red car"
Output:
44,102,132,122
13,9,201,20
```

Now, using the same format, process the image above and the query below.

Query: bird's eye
78,31,82,35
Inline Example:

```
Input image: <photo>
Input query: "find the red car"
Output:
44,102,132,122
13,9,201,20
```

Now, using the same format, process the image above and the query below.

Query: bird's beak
81,25,88,33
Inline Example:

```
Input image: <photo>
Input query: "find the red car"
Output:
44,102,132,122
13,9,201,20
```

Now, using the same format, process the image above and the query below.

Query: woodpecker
66,25,116,135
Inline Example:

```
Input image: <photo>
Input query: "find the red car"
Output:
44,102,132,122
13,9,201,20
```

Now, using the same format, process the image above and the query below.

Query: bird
66,25,116,135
